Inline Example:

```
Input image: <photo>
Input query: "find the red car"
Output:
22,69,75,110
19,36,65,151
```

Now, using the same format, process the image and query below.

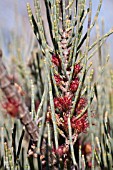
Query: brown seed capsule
46,111,51,121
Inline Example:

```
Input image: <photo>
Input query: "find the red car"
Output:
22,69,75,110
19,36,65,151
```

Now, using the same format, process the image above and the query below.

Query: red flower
88,162,92,168
70,77,79,92
54,95,72,111
76,97,87,113
2,98,19,117
54,144,69,157
54,74,62,85
54,98,62,110
61,107,88,134
63,113,69,128
74,64,82,75
55,146,63,157
60,96,72,109
71,112,89,133
52,54,61,67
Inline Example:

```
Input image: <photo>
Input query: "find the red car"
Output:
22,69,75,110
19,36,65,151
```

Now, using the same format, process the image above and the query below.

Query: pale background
0,0,113,61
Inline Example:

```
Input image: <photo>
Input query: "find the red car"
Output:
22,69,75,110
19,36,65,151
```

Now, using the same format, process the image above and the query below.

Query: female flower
2,98,19,117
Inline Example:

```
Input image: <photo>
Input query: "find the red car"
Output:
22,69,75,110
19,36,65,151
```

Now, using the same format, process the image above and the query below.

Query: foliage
0,0,113,169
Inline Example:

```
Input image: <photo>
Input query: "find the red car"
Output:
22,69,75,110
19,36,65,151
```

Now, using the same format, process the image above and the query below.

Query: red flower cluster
2,98,19,117
54,95,72,111
70,77,79,92
54,74,62,85
51,53,89,134
74,63,82,75
52,54,61,67
62,111,88,134
71,112,89,133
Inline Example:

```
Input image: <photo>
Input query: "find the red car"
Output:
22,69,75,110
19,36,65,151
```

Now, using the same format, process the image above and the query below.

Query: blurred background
0,0,113,61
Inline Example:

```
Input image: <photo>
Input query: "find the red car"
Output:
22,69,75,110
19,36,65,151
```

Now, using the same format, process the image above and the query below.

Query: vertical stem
45,49,58,150
68,116,77,167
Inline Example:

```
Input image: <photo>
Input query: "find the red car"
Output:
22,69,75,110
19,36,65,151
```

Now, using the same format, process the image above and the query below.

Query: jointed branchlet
0,50,38,157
